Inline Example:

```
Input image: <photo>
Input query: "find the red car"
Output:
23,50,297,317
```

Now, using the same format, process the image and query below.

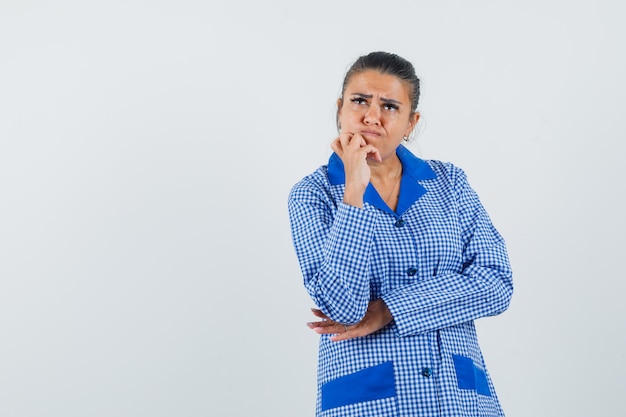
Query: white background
1,1,625,416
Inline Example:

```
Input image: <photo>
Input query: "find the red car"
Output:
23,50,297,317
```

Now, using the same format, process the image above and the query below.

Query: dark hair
337,51,420,128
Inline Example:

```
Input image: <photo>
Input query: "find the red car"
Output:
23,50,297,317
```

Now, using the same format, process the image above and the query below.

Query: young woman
288,51,513,417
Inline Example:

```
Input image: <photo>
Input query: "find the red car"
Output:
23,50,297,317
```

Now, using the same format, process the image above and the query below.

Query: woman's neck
369,154,402,183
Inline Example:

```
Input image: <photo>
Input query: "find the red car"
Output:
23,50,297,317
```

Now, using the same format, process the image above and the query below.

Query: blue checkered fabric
288,145,513,417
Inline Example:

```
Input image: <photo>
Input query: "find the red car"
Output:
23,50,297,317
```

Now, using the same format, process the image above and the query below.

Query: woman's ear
406,112,420,136
336,98,343,131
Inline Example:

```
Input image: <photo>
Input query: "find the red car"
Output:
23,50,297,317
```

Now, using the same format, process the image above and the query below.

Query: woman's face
337,70,419,162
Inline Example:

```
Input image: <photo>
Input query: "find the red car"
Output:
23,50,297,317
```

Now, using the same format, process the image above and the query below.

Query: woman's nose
364,105,381,125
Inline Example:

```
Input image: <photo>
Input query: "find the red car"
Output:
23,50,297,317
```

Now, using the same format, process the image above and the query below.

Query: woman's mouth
360,130,381,137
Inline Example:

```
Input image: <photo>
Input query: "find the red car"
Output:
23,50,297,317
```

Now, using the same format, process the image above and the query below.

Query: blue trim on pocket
321,361,396,411
452,354,492,397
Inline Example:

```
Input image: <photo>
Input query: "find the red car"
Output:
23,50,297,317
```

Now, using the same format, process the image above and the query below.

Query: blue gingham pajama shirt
288,145,513,417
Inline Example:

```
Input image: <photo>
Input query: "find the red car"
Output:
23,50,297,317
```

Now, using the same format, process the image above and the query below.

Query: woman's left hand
307,299,393,342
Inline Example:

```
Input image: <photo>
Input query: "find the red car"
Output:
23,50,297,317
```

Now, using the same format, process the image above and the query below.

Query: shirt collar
327,144,437,216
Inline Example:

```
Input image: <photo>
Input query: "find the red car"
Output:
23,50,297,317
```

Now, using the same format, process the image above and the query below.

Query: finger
362,145,382,163
306,320,331,329
313,323,348,335
329,326,363,341
366,151,382,163
332,133,356,157
346,133,366,149
341,138,378,164
310,308,329,320
306,320,335,329
338,132,354,149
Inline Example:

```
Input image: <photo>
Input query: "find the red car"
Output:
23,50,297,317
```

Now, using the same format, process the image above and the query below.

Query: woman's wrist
343,184,366,208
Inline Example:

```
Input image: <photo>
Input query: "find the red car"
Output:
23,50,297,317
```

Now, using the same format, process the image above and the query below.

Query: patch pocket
452,355,492,397
321,361,396,411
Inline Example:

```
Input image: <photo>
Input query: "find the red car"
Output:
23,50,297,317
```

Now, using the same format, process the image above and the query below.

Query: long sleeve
288,175,380,325
382,165,513,336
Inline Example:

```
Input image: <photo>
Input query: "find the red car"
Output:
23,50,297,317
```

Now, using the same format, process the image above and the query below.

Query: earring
402,135,409,142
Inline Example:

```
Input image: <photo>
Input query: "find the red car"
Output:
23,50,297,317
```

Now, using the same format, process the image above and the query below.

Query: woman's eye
383,103,399,111
350,97,367,105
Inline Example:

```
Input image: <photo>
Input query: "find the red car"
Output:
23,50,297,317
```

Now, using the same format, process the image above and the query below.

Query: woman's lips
360,130,381,137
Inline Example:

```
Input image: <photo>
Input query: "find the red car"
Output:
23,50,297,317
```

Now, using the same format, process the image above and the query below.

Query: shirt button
421,368,432,377
406,267,417,276
394,219,405,227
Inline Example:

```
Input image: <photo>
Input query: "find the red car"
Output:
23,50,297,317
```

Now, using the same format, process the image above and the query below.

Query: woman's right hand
331,132,381,208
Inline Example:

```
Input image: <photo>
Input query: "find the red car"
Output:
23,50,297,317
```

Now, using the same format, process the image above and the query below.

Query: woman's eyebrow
351,93,402,105
381,97,402,105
